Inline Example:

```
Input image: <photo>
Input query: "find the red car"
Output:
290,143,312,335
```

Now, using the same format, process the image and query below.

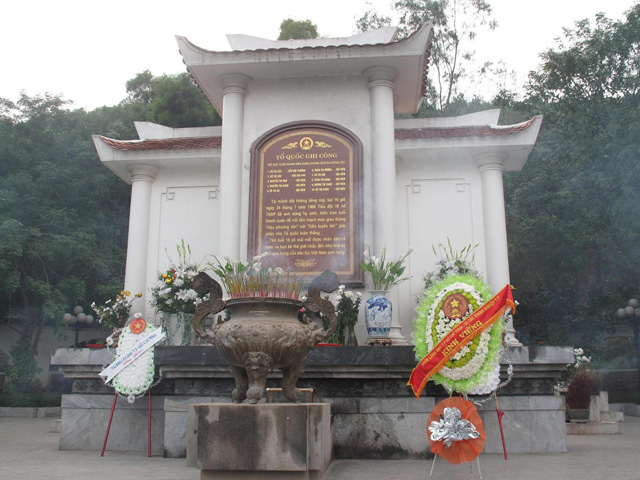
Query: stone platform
51,345,573,458
187,403,331,479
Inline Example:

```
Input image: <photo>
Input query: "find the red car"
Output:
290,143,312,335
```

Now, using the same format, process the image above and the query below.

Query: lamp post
63,306,94,348
616,298,640,390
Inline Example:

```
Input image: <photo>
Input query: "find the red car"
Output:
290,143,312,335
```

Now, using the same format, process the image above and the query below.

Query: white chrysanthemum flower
345,291,353,298
127,394,136,404
173,278,184,287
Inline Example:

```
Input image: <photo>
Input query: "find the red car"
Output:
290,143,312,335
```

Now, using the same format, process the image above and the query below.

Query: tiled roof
395,117,536,140
98,136,222,151
98,117,536,152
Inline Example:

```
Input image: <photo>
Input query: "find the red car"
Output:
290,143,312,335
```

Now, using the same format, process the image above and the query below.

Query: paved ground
1,415,639,479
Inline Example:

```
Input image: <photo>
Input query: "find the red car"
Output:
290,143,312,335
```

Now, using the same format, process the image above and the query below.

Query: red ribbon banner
407,284,515,399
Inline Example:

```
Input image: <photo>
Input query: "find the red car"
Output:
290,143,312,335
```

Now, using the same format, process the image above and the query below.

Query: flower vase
345,324,358,346
161,312,193,346
365,290,392,338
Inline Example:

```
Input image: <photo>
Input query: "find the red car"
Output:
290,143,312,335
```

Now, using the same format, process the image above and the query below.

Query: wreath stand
429,454,482,479
101,389,153,457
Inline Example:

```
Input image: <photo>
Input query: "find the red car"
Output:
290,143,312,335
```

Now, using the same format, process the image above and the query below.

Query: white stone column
365,67,408,345
476,153,522,346
218,73,251,260
124,165,158,313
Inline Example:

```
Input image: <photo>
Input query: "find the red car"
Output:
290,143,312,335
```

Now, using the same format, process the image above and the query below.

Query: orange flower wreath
427,396,486,464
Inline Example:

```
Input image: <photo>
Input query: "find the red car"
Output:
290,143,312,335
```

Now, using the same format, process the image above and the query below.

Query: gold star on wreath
130,318,146,334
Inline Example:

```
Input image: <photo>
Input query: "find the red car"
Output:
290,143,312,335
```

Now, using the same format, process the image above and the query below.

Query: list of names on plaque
250,128,361,281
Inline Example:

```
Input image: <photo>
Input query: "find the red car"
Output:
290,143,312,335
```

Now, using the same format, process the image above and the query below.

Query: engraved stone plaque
249,123,363,285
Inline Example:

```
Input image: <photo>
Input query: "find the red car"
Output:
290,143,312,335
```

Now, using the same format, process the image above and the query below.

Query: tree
357,0,497,112
278,19,319,40
504,6,640,362
124,71,221,128
0,94,131,372
0,71,226,390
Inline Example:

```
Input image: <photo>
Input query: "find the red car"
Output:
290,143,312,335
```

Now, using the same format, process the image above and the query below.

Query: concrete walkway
1,416,639,479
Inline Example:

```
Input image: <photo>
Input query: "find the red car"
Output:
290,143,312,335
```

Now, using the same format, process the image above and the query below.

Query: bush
567,370,602,409
0,391,62,407
7,338,41,394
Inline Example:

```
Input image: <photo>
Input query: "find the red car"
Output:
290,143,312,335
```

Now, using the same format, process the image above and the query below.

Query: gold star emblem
300,137,313,150
450,299,459,308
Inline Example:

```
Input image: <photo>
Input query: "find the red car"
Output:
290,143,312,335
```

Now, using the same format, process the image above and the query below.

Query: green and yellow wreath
413,274,505,395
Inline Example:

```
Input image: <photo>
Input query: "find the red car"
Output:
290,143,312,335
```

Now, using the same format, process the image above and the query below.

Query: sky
1,0,636,111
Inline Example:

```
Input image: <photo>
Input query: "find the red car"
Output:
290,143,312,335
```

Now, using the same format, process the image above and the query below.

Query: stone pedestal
186,403,331,479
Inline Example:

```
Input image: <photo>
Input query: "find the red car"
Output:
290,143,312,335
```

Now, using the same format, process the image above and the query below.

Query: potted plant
566,350,601,421
334,285,362,345
149,241,208,346
359,245,411,339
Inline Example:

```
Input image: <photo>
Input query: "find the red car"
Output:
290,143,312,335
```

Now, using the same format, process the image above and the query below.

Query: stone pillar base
187,403,332,478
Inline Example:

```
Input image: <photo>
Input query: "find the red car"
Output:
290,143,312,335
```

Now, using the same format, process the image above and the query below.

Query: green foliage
0,391,62,407
1,70,224,366
332,288,362,345
278,19,319,40
357,0,496,112
0,93,131,353
360,246,412,291
6,338,40,393
504,5,640,353
355,10,392,33
124,70,221,127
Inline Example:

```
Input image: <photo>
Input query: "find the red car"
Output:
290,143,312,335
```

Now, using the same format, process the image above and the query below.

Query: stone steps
566,421,621,435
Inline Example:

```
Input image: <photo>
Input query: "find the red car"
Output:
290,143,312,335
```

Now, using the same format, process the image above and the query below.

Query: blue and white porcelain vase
365,290,392,338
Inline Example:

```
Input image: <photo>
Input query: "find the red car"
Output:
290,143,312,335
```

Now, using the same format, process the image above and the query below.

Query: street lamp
63,306,94,348
616,298,640,390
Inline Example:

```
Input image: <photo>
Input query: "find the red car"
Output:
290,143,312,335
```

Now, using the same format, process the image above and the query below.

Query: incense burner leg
229,364,248,404
242,352,273,404
281,360,305,403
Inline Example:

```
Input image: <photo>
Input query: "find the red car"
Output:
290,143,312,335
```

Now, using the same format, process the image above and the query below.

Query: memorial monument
51,24,573,467
93,24,542,346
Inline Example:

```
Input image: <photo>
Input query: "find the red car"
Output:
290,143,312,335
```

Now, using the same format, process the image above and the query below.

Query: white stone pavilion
93,24,542,345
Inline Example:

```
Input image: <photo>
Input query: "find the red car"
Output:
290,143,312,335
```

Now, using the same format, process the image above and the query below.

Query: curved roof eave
175,23,434,115
394,115,544,171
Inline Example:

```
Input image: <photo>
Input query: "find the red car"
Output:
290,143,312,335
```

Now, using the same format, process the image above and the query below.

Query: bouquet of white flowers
149,241,207,315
